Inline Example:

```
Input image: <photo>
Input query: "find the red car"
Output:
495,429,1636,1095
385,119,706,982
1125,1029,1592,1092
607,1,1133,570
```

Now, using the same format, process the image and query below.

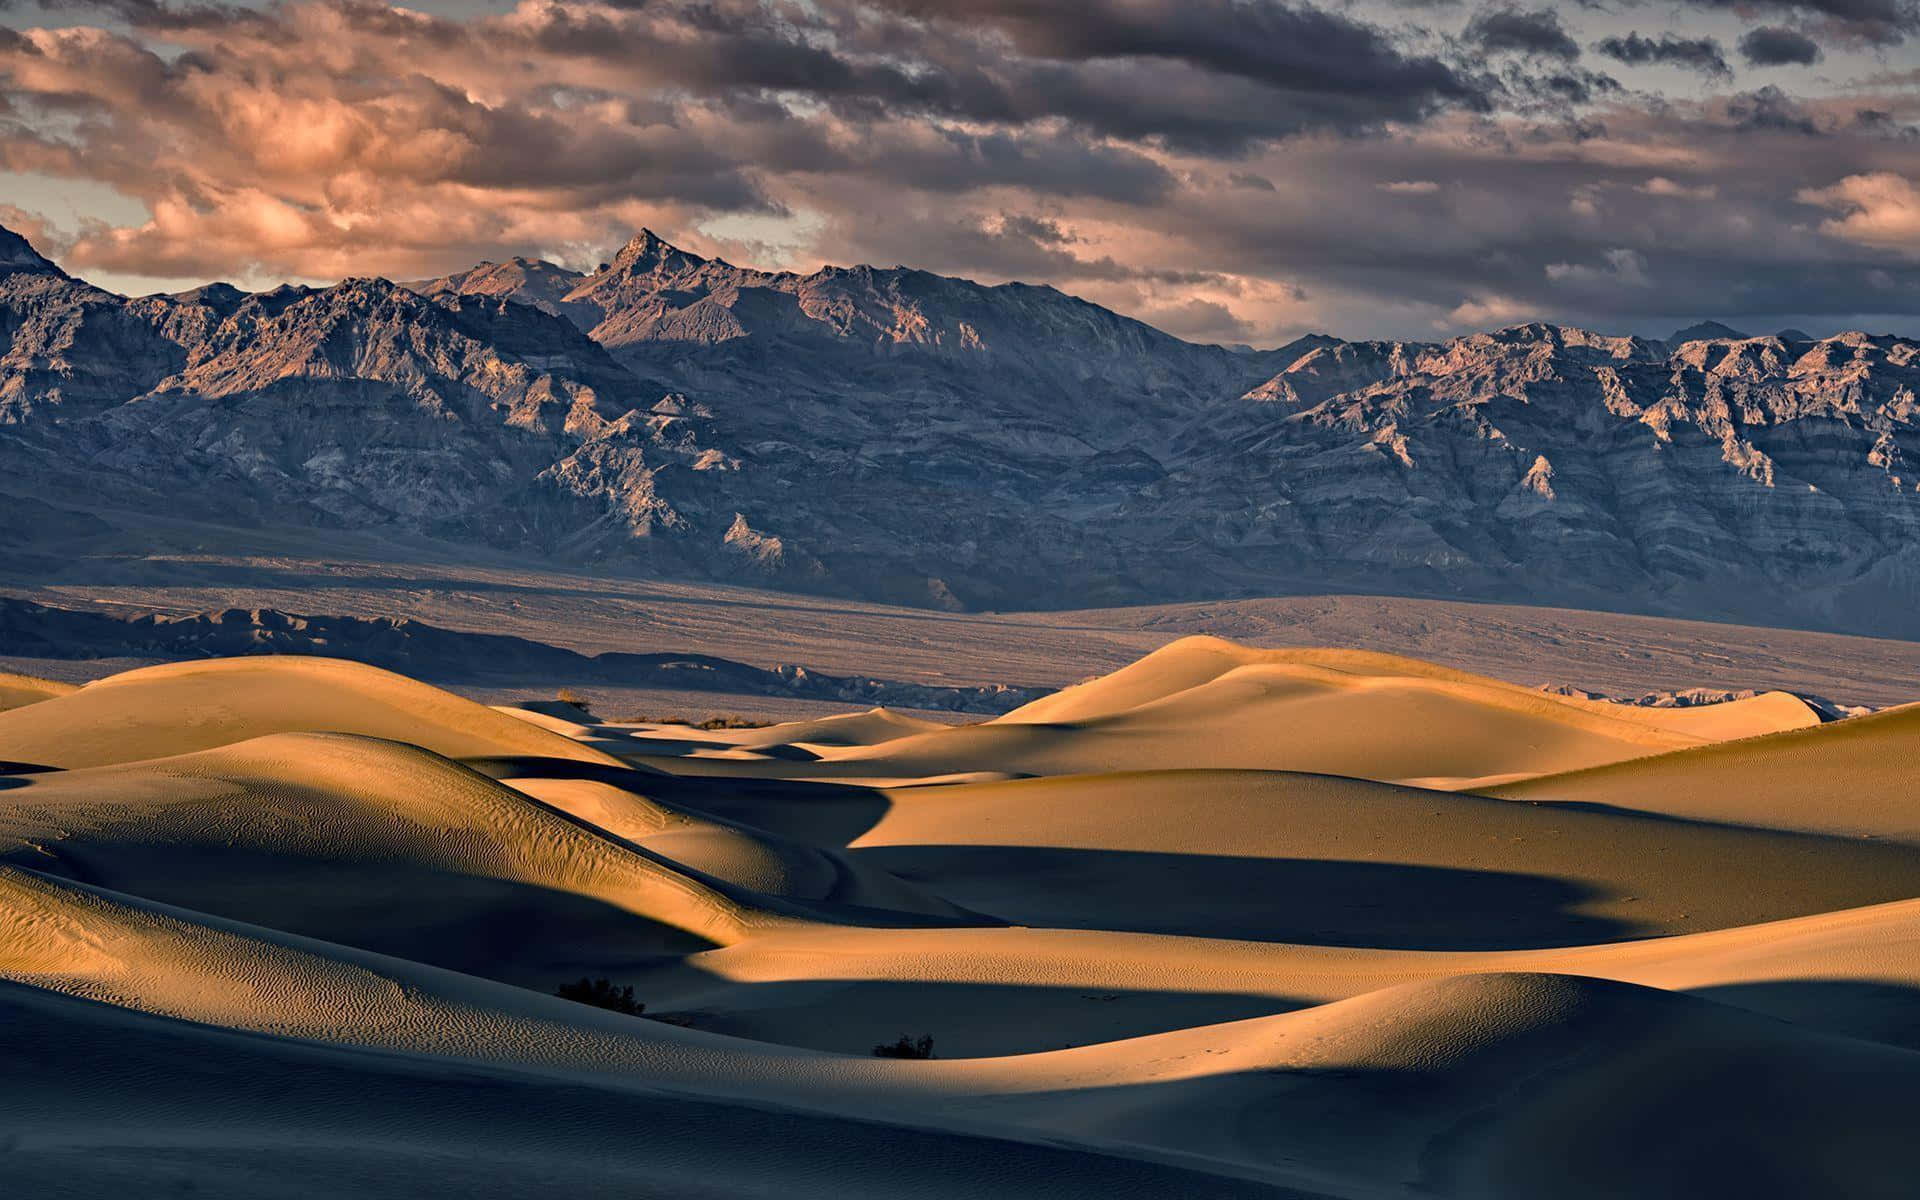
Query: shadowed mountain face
7,224,1920,630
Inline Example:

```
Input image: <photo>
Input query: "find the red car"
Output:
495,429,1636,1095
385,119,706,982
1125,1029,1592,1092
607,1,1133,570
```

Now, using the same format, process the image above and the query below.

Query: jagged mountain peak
1475,322,1661,355
0,223,66,278
606,228,709,277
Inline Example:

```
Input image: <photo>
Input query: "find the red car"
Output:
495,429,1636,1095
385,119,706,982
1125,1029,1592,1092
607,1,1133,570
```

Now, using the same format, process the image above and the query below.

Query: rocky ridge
6,223,1920,633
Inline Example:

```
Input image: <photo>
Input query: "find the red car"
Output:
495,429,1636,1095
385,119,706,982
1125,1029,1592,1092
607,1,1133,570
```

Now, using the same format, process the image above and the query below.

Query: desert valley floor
12,538,1920,717
4,634,1920,1198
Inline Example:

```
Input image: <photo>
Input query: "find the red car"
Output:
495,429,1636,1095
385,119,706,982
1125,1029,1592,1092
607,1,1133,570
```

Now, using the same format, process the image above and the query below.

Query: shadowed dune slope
834,770,1920,946
1490,702,1920,841
0,656,627,769
0,983,1290,1200
0,733,790,978
958,972,1920,1200
630,897,1920,1056
817,638,1818,787
6,866,1917,1199
500,707,956,764
501,772,974,921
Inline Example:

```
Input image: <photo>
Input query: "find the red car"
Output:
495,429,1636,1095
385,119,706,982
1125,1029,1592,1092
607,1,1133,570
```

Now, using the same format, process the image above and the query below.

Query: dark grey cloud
1465,7,1583,59
861,0,1479,98
1496,64,1622,111
1739,25,1826,64
32,0,254,31
1676,0,1920,45
1143,147,1920,335
814,126,1181,204
1138,297,1257,341
1595,32,1733,77
497,0,1494,154
1727,85,1826,133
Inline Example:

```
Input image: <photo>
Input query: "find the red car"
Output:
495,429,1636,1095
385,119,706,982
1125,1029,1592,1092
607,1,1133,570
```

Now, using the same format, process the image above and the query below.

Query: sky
1,0,1917,344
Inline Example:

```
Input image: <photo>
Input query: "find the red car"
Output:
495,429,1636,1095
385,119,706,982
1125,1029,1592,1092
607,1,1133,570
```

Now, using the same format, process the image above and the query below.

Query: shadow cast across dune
460,754,671,782
482,762,903,851
0,761,60,786
4,843,723,987
456,756,1005,930
969,1049,1916,1200
1687,979,1920,1052
0,983,1292,1200
461,753,900,858
623,973,1307,1058
847,845,1646,949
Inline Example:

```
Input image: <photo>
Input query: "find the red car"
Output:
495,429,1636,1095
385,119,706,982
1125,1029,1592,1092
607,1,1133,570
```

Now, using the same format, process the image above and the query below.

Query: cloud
1464,6,1583,59
3,0,1920,341
1639,176,1718,199
1546,247,1654,287
1134,296,1256,342
1800,172,1920,248
1739,26,1825,65
1726,86,1826,134
1675,0,1920,46
1447,293,1536,327
0,204,70,254
1594,32,1732,77
861,0,1477,97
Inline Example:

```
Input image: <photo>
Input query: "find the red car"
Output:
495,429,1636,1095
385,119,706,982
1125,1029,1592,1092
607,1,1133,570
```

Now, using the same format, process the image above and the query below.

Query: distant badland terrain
8,222,1920,636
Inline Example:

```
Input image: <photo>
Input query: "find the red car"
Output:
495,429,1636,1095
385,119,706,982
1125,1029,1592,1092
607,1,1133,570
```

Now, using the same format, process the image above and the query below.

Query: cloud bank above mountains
1,0,1917,342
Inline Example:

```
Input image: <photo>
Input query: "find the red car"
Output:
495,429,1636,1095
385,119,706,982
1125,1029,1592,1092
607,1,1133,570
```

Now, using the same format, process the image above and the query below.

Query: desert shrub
556,977,644,1015
693,714,775,730
872,1033,935,1059
613,713,777,729
555,688,593,715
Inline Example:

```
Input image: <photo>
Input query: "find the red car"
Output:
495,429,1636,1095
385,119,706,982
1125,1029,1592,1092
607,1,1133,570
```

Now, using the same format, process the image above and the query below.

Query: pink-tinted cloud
1,0,1918,340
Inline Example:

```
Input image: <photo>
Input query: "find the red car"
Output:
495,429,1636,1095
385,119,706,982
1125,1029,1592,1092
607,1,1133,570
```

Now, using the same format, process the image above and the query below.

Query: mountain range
5,222,1920,634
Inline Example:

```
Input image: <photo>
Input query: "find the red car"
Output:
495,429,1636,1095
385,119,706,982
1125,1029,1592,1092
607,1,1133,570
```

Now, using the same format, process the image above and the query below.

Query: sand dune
2,641,1915,1197
726,707,950,749
625,895,1920,1055
1491,701,1920,840
0,982,1283,1200
1004,637,1817,737
0,656,625,769
0,669,73,713
0,733,789,979
9,863,1916,1199
831,769,1920,946
798,638,1819,787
